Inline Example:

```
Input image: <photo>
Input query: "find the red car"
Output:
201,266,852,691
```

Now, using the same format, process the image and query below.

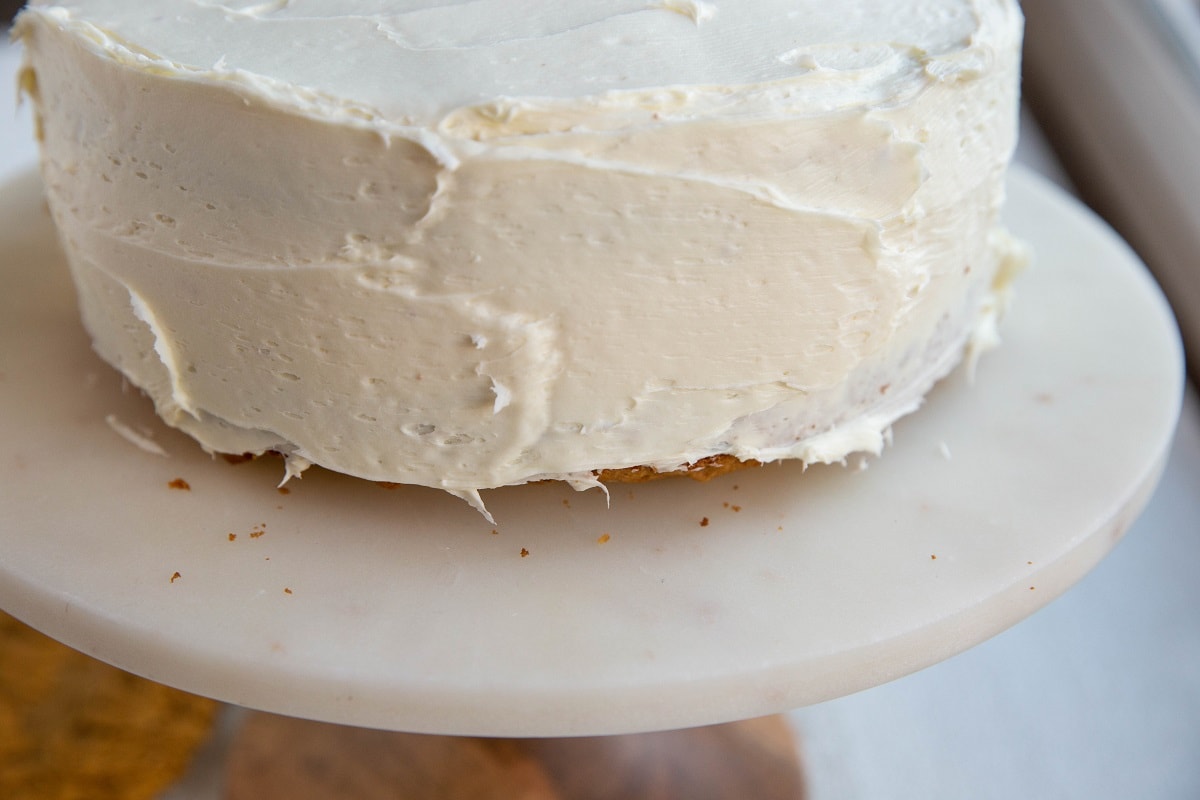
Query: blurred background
1024,0,1200,377
1,1,1198,798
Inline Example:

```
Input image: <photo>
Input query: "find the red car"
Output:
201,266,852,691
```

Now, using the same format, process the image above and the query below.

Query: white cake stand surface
0,167,1183,737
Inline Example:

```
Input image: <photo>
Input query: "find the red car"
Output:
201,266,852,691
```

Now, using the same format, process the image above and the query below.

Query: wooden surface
225,712,806,800
0,613,218,800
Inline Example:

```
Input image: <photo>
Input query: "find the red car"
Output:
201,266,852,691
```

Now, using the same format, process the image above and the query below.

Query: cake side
16,1,1026,511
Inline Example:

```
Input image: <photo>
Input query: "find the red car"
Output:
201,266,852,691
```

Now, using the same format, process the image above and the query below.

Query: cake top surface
27,0,1014,125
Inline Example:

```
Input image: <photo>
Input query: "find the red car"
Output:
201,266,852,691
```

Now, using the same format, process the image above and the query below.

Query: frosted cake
16,1,1026,517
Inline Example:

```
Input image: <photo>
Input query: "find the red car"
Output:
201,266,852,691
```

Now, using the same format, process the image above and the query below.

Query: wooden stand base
225,712,806,799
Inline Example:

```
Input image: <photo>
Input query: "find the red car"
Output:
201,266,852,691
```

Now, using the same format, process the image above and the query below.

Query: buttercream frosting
16,0,1026,517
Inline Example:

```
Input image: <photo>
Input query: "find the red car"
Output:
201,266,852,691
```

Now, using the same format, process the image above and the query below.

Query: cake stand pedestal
0,167,1183,791
223,712,805,799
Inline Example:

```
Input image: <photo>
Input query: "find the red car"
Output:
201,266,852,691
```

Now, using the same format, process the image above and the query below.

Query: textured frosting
17,0,1025,515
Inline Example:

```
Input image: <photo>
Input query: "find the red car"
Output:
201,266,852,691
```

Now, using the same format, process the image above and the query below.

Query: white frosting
17,0,1025,505
104,414,169,457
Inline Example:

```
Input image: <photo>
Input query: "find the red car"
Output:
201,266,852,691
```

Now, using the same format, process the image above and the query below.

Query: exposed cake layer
17,1,1025,511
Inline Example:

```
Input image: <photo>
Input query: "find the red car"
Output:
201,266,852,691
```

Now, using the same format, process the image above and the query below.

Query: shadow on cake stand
0,168,1183,797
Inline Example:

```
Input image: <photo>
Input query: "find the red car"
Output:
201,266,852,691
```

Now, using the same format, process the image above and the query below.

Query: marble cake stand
0,167,1183,747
